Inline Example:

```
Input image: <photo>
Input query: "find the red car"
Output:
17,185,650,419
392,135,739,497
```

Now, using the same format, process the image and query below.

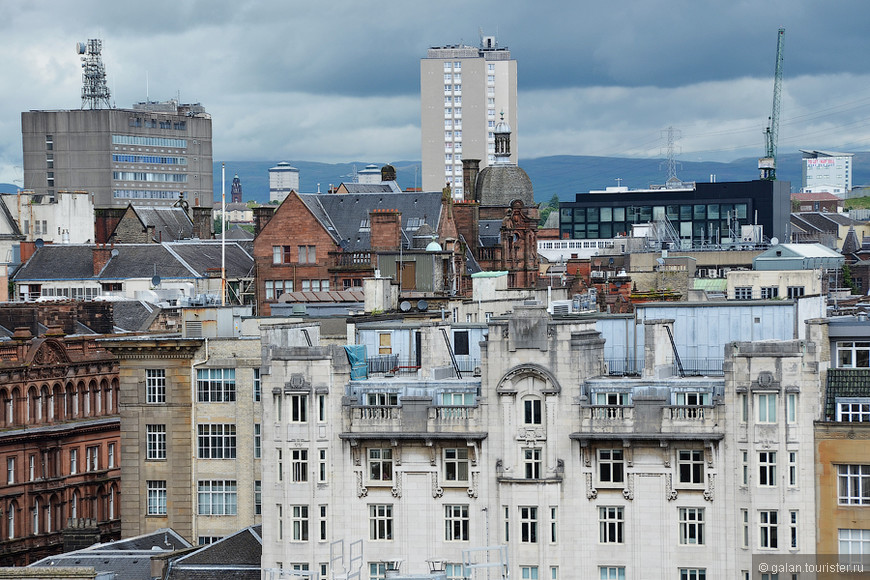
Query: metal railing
366,356,420,376
675,359,724,376
605,358,644,376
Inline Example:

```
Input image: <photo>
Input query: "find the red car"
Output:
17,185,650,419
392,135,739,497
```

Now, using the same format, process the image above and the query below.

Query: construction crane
759,28,785,180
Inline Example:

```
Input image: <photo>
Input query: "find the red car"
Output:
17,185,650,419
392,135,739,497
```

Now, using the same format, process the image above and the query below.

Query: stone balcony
340,397,487,444
575,401,724,443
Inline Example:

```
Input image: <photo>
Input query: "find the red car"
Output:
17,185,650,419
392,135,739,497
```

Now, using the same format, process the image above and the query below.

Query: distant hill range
4,152,869,204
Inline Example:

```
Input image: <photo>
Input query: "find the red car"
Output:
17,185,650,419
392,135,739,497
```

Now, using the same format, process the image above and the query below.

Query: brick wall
370,209,401,252
252,192,337,315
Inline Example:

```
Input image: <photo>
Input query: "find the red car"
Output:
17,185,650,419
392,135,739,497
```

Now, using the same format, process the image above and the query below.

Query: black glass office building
559,180,791,245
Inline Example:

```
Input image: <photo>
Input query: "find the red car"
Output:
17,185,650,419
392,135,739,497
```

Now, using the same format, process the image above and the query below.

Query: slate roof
825,368,870,420
279,290,365,303
111,300,160,332
479,220,502,247
29,528,191,579
14,242,254,282
793,212,863,232
129,206,194,241
166,525,262,580
338,182,402,193
297,192,443,252
224,225,254,240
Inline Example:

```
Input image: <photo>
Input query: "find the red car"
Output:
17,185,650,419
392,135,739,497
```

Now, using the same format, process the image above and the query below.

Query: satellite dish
417,300,429,312
34,238,44,249
151,275,161,286
770,237,779,246
399,301,411,312
110,249,119,258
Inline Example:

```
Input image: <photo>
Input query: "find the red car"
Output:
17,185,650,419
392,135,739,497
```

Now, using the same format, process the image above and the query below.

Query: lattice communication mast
77,39,111,109
759,28,785,180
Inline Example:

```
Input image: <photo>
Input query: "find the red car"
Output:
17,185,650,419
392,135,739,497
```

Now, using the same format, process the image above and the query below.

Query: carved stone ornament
585,472,598,500
391,475,402,498
431,472,444,499
665,473,678,501
622,473,635,501
704,473,715,501
467,472,479,498
356,471,368,498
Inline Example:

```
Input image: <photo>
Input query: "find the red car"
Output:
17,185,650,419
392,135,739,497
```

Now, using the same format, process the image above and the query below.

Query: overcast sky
2,0,870,184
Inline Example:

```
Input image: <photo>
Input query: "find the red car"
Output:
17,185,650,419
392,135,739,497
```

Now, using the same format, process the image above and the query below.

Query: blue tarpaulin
344,344,368,380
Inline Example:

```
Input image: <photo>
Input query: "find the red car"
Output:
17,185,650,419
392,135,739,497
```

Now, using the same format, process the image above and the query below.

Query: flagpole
221,162,226,306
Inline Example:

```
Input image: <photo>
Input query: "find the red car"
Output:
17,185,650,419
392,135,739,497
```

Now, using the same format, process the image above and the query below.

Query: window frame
369,504,393,540
197,423,237,459
838,464,870,505
759,510,779,549
146,424,167,460
598,448,625,484
679,507,705,545
598,506,624,544
368,448,393,483
519,506,538,543
146,369,166,404
444,504,470,541
147,480,167,516
677,449,705,485
758,451,777,487
444,448,469,483
196,368,236,403
197,480,238,516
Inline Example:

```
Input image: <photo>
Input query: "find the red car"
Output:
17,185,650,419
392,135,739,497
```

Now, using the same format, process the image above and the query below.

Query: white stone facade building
260,307,824,579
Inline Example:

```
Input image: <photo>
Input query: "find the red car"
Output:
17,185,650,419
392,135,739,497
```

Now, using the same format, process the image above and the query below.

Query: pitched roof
825,368,870,420
338,182,402,194
29,527,192,579
297,192,443,252
791,192,843,202
125,206,194,242
168,526,261,580
14,242,254,282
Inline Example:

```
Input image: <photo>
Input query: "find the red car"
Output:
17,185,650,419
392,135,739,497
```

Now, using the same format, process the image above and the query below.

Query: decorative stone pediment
496,364,562,395
27,339,71,366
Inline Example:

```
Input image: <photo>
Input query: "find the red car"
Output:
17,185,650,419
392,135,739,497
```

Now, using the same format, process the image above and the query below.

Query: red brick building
0,327,120,566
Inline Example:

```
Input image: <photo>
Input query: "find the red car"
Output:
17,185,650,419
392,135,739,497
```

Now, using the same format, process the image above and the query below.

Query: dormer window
837,398,870,422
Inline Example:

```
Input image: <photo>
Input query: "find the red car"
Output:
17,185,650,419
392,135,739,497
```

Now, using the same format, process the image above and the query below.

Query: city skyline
2,1,870,185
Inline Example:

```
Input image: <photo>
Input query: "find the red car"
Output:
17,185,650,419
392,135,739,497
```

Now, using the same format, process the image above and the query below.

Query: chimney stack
92,245,112,276
462,159,481,201
370,209,402,252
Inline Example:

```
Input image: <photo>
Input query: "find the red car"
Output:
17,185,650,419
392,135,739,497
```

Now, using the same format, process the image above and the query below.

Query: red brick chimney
93,245,112,276
370,209,402,252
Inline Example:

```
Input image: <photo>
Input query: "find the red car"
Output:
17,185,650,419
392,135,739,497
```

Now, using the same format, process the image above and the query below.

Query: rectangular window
318,394,326,422
789,451,797,486
86,446,99,471
837,399,870,421
759,451,777,487
147,425,167,460
319,449,328,483
147,480,167,515
524,399,542,424
757,393,777,423
254,424,261,459
108,443,115,468
277,505,283,539
6,458,13,484
742,451,749,485
255,481,262,515
787,286,805,299
734,286,752,300
521,567,539,580
319,505,327,540
740,394,748,422
741,509,749,548
599,506,624,543
277,449,283,481
292,449,308,482
291,505,309,540
369,448,393,482
198,480,238,515
679,507,705,545
838,464,870,505
290,394,308,422
760,286,779,299
679,570,706,580
524,448,542,479
69,449,77,475
599,567,624,580
196,369,236,402
678,450,704,484
445,504,469,541
146,369,166,403
789,510,798,549
520,506,538,543
787,393,797,423
759,510,778,548
366,392,398,406
453,331,470,356
253,368,261,402
369,504,393,540
444,448,469,482
550,507,557,543
370,563,387,580
839,528,870,557
298,245,316,264
197,424,237,459
837,342,870,368
503,506,509,542
598,449,625,484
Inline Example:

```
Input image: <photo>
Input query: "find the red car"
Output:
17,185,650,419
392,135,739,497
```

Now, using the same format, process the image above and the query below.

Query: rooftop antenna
77,39,111,109
660,126,682,186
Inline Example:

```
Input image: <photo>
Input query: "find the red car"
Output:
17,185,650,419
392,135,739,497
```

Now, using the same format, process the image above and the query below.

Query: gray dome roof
476,164,534,207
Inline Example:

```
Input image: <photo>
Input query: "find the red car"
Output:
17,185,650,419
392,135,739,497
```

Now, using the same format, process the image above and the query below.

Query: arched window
106,383,113,414
27,387,38,422
7,502,15,539
44,500,51,533
41,386,51,421
52,384,62,420
31,498,39,535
